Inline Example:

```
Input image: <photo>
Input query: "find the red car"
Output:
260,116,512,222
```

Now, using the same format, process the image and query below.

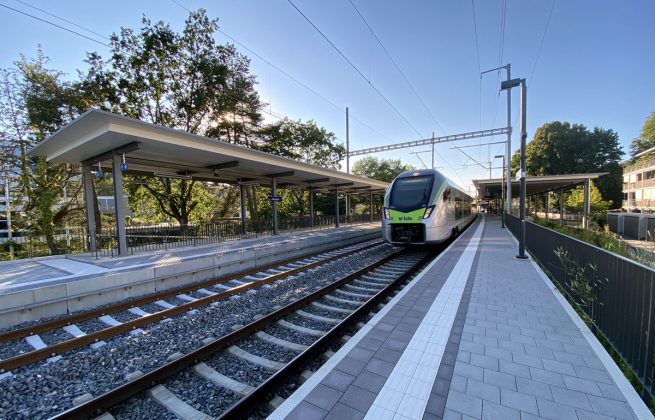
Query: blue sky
1,0,653,192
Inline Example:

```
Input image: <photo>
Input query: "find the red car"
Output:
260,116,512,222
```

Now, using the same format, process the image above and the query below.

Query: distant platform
0,224,380,329
270,216,650,420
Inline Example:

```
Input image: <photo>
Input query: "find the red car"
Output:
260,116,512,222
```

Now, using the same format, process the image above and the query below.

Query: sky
1,0,654,193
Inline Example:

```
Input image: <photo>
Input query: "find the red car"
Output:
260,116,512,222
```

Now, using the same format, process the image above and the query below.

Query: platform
270,216,652,420
0,224,380,329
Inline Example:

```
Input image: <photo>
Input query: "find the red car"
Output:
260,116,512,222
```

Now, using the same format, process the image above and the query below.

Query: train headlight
423,205,435,219
383,208,390,219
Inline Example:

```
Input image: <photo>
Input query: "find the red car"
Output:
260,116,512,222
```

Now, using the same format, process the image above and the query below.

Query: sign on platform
267,195,283,202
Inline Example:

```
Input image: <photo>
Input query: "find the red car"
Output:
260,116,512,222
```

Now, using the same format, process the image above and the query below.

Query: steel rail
0,241,382,372
219,251,433,419
0,239,381,343
50,248,424,419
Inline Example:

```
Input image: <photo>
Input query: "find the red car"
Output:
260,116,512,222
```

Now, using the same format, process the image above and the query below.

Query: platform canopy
28,109,388,194
473,173,608,199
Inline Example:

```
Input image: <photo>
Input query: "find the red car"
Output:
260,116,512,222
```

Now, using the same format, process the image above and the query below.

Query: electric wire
286,0,425,139
348,0,446,135
528,0,556,86
13,0,110,41
471,0,482,130
0,2,109,47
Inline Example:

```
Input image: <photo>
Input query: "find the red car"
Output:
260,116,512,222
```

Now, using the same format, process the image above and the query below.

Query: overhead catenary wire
0,2,109,47
286,0,426,139
347,0,446,135
471,0,482,130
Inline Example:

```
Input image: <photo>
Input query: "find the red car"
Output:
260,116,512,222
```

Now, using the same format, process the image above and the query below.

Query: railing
505,214,655,399
625,157,655,174
623,199,655,209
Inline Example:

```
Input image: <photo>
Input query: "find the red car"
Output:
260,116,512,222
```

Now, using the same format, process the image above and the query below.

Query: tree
0,52,87,253
80,9,263,226
629,111,655,161
352,157,414,182
564,181,612,213
511,121,623,207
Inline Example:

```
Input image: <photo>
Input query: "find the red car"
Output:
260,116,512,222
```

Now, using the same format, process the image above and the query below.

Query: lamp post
501,77,527,259
494,155,505,228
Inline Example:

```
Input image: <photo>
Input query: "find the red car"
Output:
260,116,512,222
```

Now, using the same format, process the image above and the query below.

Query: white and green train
382,169,476,245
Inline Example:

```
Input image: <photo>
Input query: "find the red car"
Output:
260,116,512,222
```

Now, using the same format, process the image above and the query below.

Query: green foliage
511,121,623,207
352,157,414,182
256,118,344,169
564,181,612,212
629,111,655,161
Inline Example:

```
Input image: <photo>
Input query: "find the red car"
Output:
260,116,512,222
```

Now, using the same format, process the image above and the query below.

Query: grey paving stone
466,378,500,403
509,333,537,347
454,361,484,381
305,384,343,411
550,385,591,410
358,336,384,352
573,365,613,384
597,382,627,402
481,400,521,420
485,345,512,362
364,357,395,377
561,375,602,396
443,408,463,420
483,368,516,391
352,370,387,394
524,344,554,360
473,333,498,347
424,394,447,416
536,397,579,420
382,338,407,352
335,356,367,376
541,359,575,376
451,374,468,393
530,367,565,387
498,359,531,379
575,408,615,420
512,352,543,369
374,348,402,364
498,339,525,354
446,390,482,418
587,393,636,419
324,402,365,420
460,340,485,355
287,401,327,420
500,388,538,415
515,376,552,400
323,370,356,392
348,346,375,363
339,385,376,413
552,350,585,366
470,353,499,371
457,350,471,363
432,377,451,397
422,412,440,420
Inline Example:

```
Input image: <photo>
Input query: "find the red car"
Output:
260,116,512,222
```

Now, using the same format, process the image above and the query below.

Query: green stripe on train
389,208,425,223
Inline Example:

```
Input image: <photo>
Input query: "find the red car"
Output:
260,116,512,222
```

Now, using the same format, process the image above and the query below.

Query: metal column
583,178,590,229
346,194,350,224
369,192,373,222
517,79,527,259
545,193,549,222
83,165,97,252
335,187,340,228
271,178,278,235
111,155,128,255
309,187,314,228
559,189,564,226
506,64,512,216
240,184,247,235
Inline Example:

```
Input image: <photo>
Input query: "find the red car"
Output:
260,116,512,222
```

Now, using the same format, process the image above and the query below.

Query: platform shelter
29,110,388,255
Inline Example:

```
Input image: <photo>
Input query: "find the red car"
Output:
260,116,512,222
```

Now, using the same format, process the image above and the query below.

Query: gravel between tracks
0,243,393,419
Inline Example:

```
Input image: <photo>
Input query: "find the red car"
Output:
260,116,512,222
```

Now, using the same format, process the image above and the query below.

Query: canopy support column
112,155,128,255
369,192,373,222
309,187,314,228
83,164,96,252
271,178,278,235
583,178,590,229
545,193,549,222
240,184,247,235
559,189,564,226
346,194,350,224
335,187,340,228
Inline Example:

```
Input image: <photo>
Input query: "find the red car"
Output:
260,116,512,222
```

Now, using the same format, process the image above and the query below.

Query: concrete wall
0,227,381,329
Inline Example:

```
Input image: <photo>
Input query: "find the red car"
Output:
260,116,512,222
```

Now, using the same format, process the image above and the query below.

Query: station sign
267,195,283,202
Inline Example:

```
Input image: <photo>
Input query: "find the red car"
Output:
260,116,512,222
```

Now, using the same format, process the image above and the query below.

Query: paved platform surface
0,224,378,294
270,216,652,420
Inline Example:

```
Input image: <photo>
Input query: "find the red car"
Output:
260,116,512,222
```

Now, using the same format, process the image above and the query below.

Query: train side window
443,188,451,201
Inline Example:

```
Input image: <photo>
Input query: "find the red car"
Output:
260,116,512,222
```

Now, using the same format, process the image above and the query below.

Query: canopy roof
29,109,388,194
473,173,608,199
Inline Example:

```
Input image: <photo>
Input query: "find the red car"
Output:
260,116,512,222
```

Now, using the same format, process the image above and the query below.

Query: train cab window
389,175,434,211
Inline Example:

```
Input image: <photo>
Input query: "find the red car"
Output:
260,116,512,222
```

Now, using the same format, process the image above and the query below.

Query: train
382,169,476,245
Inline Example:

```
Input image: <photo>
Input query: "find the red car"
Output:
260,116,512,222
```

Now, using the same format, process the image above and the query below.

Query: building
623,146,655,211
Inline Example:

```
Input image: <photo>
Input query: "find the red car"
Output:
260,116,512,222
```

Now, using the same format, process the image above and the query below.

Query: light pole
501,77,527,259
494,155,505,228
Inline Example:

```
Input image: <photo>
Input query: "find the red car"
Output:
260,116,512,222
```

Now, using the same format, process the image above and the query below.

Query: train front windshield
389,175,434,211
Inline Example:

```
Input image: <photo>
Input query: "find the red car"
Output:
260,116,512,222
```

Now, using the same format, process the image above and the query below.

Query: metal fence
1,213,381,259
506,214,655,399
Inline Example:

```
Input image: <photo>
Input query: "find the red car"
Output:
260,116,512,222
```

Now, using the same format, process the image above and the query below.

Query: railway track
0,239,382,374
50,247,435,419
